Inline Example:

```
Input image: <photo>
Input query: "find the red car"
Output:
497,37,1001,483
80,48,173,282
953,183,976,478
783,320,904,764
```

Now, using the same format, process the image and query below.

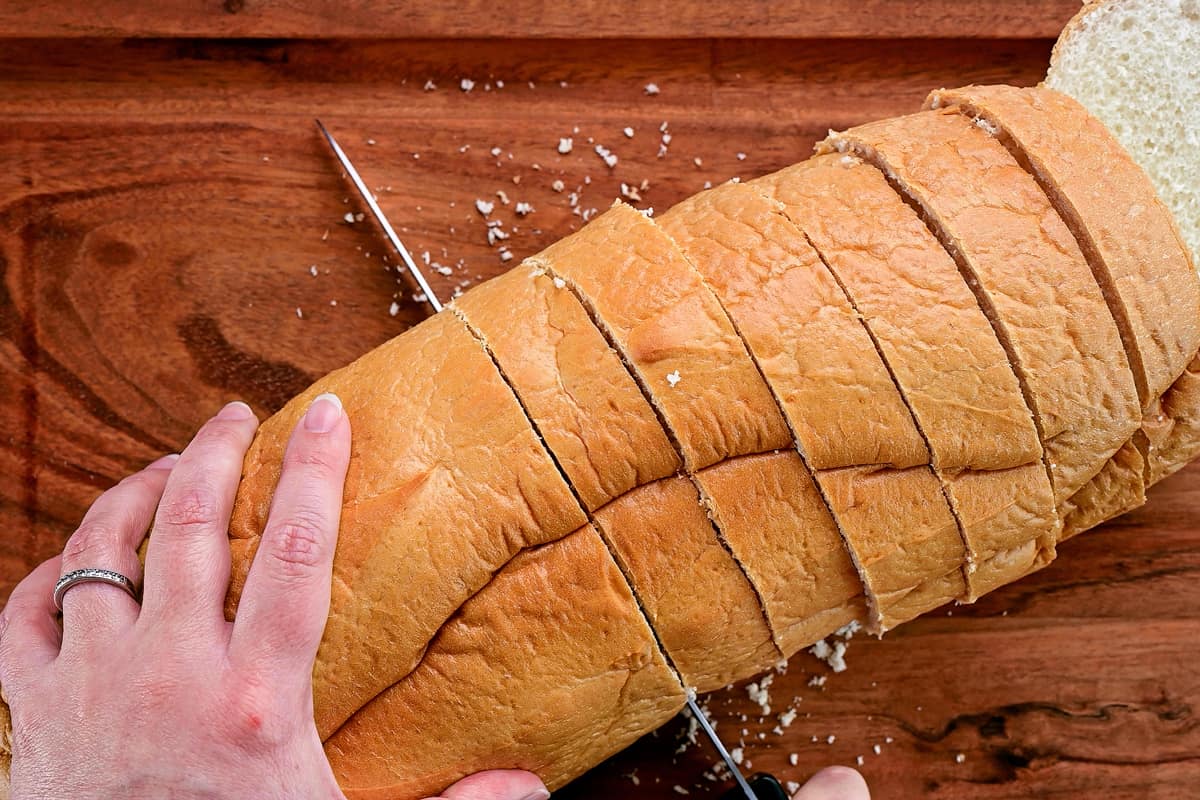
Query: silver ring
53,568,141,612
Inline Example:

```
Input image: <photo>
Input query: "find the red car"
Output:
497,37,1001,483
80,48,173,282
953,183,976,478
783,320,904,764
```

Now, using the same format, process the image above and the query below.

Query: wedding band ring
52,568,140,612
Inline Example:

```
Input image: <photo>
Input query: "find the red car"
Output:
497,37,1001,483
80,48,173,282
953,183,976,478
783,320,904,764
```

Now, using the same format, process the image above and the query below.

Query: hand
793,766,870,799
0,396,549,800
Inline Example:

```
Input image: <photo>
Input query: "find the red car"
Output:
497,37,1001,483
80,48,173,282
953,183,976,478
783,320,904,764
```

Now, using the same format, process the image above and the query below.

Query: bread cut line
4,22,1198,792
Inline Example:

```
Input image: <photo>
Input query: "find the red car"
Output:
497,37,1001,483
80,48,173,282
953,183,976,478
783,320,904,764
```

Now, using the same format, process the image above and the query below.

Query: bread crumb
786,781,801,795
809,638,848,672
495,189,510,205
515,201,534,216
974,117,1000,136
295,307,303,319
309,264,318,277
623,126,635,138
388,301,400,316
672,786,689,795
873,744,882,755
808,675,826,687
551,179,565,192
666,370,682,387
558,137,573,154
423,79,436,91
856,755,864,766
645,82,660,95
826,734,836,744
475,199,495,216
594,143,618,168
736,152,746,161
693,156,703,167
343,212,356,223
490,146,502,157
729,747,744,765
789,753,799,766
552,276,566,289
955,753,966,764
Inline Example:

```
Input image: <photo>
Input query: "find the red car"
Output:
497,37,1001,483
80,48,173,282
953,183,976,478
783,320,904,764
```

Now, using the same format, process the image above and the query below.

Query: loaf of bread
3,4,1198,795
267,84,1200,796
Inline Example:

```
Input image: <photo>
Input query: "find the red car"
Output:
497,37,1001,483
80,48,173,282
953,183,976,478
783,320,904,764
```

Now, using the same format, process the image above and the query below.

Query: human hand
0,395,548,800
793,766,870,799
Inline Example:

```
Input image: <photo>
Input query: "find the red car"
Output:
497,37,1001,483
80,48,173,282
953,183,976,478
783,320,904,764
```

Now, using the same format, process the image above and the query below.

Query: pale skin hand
0,395,869,800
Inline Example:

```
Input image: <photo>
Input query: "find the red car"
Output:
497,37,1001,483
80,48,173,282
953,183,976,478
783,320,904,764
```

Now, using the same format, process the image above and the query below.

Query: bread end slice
1045,0,1200,267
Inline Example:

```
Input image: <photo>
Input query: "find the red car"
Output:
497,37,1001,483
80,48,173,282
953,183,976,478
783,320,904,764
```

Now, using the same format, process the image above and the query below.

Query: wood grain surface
1,6,1196,798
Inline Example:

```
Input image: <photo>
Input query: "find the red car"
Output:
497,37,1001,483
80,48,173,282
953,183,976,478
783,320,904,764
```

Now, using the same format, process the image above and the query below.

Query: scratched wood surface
0,6,1196,799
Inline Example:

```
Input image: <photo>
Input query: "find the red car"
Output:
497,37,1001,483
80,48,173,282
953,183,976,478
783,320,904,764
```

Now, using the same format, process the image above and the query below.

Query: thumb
428,769,550,800
793,766,870,799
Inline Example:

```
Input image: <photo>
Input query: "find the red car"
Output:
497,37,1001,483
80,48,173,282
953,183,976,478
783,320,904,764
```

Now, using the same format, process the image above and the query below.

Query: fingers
0,555,64,692
141,401,258,633
430,770,550,800
57,454,176,648
792,766,870,800
229,393,349,681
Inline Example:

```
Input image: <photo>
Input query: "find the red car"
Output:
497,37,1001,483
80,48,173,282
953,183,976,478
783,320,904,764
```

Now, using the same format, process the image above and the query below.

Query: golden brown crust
451,262,680,510
824,110,1142,510
532,201,792,471
817,465,966,631
658,179,967,630
1059,438,1147,540
225,310,588,741
695,452,868,658
756,153,1059,600
1147,354,1200,483
928,84,1200,407
323,526,685,799
593,476,782,691
657,181,928,470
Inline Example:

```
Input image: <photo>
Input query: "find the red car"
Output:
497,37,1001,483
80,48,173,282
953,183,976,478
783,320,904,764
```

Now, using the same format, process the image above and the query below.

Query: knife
316,119,444,312
316,120,788,800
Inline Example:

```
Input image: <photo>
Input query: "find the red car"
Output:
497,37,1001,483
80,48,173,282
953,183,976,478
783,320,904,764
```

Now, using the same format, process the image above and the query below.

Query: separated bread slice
824,110,1142,511
323,526,686,800
755,153,1059,599
695,452,869,657
1045,0,1200,264
592,475,783,690
529,201,792,471
225,310,588,741
928,84,1200,408
1043,0,1200,506
450,262,679,511
657,182,965,631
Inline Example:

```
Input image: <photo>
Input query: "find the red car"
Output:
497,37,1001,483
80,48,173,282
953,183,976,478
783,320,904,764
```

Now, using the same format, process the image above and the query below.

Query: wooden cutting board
1,3,1196,798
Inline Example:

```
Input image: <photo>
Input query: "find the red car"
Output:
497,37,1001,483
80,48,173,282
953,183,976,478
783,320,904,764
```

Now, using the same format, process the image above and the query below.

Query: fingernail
148,453,180,470
217,400,254,421
304,392,343,433
518,791,550,800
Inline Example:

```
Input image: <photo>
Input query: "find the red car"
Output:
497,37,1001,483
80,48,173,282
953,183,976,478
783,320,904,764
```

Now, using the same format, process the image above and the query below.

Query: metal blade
686,693,760,800
315,119,443,313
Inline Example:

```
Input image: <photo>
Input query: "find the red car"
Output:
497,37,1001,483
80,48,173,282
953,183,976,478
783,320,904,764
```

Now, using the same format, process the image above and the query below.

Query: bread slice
1148,355,1200,483
593,476,783,690
695,452,869,657
529,201,793,471
450,262,680,511
1045,0,1200,265
657,182,965,631
755,153,1059,600
928,84,1200,408
819,465,967,630
823,110,1142,512
323,526,686,799
224,309,588,741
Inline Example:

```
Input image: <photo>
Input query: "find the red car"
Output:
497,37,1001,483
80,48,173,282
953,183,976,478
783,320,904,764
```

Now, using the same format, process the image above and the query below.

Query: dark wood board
1,9,1196,799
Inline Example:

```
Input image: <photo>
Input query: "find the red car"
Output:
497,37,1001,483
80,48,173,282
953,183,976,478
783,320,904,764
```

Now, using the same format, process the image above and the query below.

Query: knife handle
719,772,791,800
